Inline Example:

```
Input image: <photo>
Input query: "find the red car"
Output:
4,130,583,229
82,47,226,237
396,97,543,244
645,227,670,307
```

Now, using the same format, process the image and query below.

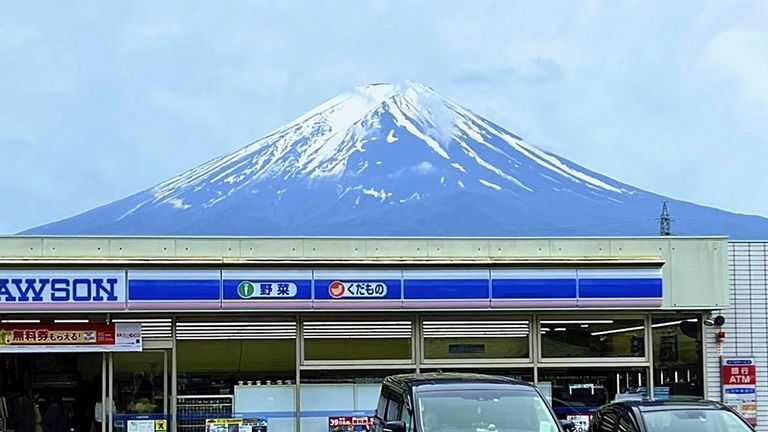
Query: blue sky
1,1,767,234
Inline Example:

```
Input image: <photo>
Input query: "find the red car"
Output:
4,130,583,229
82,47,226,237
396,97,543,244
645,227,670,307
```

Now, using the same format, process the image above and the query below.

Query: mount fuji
22,81,768,238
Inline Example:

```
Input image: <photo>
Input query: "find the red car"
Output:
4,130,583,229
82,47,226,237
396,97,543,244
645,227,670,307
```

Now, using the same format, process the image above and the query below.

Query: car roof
383,372,535,393
606,399,728,413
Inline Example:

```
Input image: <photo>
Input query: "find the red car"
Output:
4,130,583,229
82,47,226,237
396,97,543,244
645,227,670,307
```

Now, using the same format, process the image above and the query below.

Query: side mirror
559,420,575,432
384,421,407,432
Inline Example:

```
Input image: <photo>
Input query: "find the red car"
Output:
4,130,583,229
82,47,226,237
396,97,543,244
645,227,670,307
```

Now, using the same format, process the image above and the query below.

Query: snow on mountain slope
22,81,768,238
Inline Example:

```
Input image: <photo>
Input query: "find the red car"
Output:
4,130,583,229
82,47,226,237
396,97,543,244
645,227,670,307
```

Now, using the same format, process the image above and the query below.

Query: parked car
589,400,754,432
374,372,570,432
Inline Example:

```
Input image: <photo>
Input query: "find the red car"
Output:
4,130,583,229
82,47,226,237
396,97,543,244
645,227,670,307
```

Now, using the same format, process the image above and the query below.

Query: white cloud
147,88,223,132
703,26,768,111
412,161,435,174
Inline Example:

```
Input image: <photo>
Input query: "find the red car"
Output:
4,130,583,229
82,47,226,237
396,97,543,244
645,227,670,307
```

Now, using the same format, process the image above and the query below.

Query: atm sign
723,364,756,385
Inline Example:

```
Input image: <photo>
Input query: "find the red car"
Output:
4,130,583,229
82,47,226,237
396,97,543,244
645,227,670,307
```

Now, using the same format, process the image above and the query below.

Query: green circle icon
238,281,255,298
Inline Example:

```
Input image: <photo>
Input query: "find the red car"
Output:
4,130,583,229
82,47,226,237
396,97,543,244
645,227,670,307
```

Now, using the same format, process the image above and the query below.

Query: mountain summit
23,81,768,237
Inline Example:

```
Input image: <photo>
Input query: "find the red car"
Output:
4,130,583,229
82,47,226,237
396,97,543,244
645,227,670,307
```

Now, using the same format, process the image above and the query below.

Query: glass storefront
422,319,530,360
538,367,648,420
652,314,703,398
540,319,646,358
302,319,412,361
0,312,704,432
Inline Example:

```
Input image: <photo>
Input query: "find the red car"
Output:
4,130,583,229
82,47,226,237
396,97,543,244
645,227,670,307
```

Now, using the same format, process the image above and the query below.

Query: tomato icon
329,280,346,298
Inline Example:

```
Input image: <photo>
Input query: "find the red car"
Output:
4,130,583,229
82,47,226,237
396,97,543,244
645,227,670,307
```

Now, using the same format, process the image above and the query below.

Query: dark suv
374,373,567,432
589,400,754,432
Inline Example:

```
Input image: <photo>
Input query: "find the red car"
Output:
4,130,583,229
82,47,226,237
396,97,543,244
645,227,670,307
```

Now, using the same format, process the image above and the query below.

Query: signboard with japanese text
222,270,312,309
0,267,664,312
328,416,374,432
0,322,141,352
205,418,267,432
722,357,757,425
313,270,402,308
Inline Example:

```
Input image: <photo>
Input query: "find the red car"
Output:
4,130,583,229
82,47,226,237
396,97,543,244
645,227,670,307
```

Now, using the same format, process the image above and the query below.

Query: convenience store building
0,236,730,432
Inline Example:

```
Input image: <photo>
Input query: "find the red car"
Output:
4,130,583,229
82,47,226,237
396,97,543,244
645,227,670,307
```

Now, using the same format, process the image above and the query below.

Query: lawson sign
0,271,126,310
0,267,663,311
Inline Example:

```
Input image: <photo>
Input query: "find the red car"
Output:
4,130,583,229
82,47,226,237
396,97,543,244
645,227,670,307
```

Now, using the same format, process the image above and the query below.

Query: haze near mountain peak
23,81,768,238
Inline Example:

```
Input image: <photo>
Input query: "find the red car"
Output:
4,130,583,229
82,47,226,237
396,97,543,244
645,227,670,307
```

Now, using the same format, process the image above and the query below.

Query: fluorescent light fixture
424,321,528,325
554,328,567,332
580,324,589,328
541,320,614,324
1,319,41,323
54,319,89,323
591,325,644,336
590,319,692,337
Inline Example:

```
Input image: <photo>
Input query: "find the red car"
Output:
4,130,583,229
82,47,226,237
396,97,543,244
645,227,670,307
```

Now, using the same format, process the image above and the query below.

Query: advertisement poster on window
0,323,141,352
328,416,375,432
721,357,757,425
206,418,267,432
566,415,591,432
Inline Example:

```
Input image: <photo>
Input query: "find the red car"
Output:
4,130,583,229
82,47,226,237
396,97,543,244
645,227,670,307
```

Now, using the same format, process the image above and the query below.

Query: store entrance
110,350,170,432
0,351,104,432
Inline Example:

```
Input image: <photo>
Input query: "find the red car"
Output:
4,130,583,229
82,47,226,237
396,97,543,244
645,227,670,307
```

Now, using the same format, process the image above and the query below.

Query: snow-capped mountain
22,81,768,238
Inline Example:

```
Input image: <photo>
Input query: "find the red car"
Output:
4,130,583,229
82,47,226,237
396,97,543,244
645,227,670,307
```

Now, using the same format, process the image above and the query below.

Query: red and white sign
328,416,374,432
721,357,757,425
723,363,756,385
0,323,142,352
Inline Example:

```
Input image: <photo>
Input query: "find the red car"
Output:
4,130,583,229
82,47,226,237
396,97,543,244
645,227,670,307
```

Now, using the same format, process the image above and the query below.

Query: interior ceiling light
541,320,614,324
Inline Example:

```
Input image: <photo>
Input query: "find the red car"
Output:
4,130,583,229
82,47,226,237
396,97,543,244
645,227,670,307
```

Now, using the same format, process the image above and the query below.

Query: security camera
703,315,726,327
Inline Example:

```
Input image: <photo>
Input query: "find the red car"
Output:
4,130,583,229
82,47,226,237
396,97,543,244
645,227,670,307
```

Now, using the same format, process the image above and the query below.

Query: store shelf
177,395,233,432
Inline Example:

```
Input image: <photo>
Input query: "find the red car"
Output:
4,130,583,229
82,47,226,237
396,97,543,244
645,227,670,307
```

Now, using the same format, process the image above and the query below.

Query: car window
376,392,390,432
386,398,403,421
617,412,638,432
596,409,619,432
377,392,389,418
416,388,558,432
401,406,412,432
642,409,752,432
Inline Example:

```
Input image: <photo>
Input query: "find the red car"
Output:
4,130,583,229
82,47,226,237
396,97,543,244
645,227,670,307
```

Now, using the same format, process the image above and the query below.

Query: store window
422,319,530,360
300,369,415,432
540,319,646,358
175,319,297,432
420,368,534,384
538,367,648,420
652,314,703,398
303,319,412,361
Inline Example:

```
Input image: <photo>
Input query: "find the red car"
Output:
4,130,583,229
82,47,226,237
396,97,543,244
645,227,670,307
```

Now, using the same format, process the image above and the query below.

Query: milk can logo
238,281,256,298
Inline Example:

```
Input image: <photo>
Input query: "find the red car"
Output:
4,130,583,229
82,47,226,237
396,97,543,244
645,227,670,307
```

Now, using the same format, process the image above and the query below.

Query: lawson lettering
0,278,119,302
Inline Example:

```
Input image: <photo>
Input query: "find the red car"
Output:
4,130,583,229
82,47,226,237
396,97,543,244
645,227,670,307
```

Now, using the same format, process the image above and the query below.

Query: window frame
419,313,534,365
537,313,651,364
300,313,417,366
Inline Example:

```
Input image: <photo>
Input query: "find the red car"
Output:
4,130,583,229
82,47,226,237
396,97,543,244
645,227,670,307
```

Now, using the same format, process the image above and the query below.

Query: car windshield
415,388,559,432
642,409,753,432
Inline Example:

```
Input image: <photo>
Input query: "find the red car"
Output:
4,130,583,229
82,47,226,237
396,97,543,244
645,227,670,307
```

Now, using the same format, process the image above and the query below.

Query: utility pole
659,201,672,236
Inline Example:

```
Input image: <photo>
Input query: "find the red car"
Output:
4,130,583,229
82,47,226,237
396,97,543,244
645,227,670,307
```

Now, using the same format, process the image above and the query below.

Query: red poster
328,417,374,432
